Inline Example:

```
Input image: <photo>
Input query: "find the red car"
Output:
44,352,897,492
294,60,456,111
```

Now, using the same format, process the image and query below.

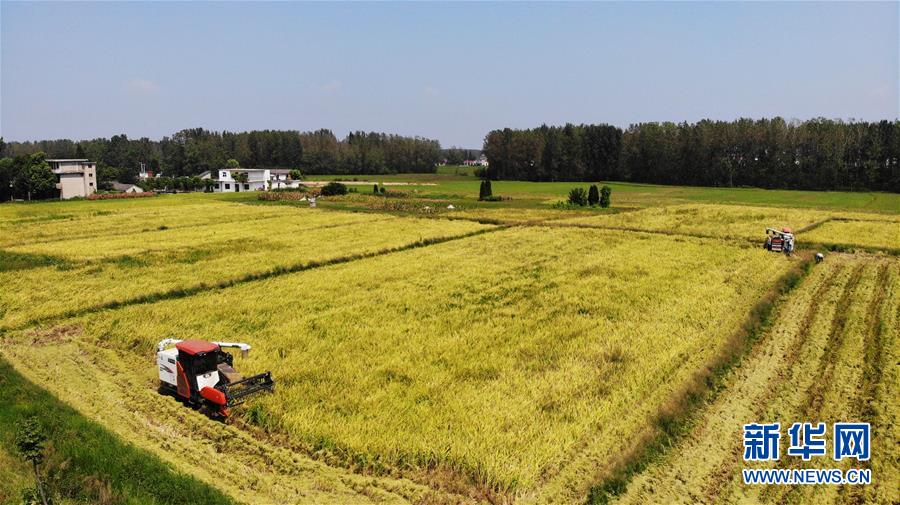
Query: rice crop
0,211,491,329
48,225,793,499
613,254,899,505
555,204,831,242
800,219,900,252
0,200,290,248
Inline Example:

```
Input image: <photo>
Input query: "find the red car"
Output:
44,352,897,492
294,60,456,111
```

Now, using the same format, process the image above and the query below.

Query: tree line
482,118,899,192
1,128,442,185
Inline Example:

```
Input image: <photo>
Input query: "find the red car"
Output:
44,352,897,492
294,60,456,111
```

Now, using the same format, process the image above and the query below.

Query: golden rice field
555,204,831,240
801,219,900,252
613,254,899,505
6,224,794,501
1,192,898,505
0,211,489,329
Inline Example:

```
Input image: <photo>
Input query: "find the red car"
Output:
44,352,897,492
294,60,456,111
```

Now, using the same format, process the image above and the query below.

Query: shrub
568,187,588,206
479,180,493,201
600,185,612,208
380,186,386,194
320,181,348,196
373,184,379,194
588,185,600,206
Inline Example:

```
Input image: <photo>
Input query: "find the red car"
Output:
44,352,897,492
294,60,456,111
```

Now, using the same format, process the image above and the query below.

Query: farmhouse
111,182,144,193
212,168,270,192
268,169,304,189
463,154,489,167
204,168,304,191
48,159,97,199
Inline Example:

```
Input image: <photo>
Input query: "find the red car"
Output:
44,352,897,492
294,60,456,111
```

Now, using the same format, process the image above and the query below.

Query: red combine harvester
764,227,795,256
156,339,274,418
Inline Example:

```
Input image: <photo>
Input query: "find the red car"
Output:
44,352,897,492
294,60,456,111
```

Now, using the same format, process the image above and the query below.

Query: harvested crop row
0,213,491,330
19,226,794,499
611,255,898,505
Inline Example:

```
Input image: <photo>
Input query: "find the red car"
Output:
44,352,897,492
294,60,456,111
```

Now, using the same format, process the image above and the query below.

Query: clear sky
1,1,897,148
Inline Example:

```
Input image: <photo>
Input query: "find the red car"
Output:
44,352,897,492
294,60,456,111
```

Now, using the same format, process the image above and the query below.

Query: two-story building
202,168,304,191
211,168,271,192
47,159,97,199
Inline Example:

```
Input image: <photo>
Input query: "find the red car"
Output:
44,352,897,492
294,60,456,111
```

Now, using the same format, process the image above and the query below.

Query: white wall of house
48,159,97,199
212,168,271,192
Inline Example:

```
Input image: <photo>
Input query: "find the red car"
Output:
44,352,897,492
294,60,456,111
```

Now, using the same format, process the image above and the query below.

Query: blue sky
1,1,897,148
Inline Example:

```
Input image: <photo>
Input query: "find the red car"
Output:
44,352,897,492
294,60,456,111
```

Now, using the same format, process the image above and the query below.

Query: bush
600,185,612,208
588,185,600,206
568,187,588,206
479,180,493,201
320,181,348,196
373,183,379,194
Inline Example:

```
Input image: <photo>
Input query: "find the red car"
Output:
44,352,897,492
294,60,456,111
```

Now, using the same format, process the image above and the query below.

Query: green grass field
0,176,897,504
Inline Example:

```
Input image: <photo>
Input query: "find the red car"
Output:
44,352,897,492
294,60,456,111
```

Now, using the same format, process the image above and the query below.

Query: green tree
0,157,14,201
14,153,57,201
321,181,348,196
567,187,588,206
232,171,249,184
289,169,303,180
226,158,240,169
15,417,50,505
478,179,494,200
599,185,611,208
588,184,600,206
373,183,379,194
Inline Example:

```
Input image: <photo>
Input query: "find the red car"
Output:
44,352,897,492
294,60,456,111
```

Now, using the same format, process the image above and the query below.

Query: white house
212,168,271,192
111,182,144,193
47,159,97,199
463,155,489,167
268,169,305,189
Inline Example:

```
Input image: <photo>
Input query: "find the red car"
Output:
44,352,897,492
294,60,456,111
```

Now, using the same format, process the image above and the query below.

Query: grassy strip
0,251,69,273
13,226,503,332
586,254,814,504
0,358,235,505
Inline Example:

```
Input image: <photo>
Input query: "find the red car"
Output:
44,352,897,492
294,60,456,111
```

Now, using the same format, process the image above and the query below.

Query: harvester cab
156,339,274,418
764,227,795,256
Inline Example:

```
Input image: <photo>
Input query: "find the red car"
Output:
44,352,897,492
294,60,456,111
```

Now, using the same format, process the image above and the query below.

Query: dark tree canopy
483,119,900,192
3,128,442,186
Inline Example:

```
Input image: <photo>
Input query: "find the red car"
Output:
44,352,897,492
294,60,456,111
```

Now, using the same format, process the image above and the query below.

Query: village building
47,159,97,199
206,168,303,191
111,182,144,193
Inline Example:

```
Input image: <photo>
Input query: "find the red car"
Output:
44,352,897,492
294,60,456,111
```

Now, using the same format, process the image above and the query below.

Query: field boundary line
9,225,506,333
795,217,834,234
584,254,815,505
